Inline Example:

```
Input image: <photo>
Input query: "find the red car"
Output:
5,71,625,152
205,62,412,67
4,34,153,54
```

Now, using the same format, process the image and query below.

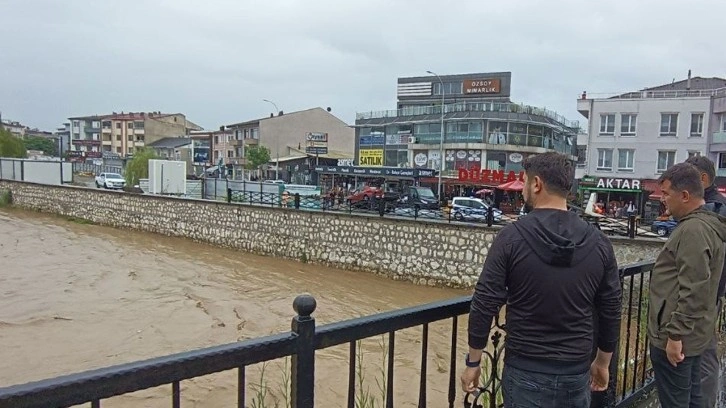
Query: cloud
0,0,724,131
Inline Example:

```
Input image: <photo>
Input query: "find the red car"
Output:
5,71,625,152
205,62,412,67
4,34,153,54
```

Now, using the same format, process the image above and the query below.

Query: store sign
358,149,383,166
596,178,641,190
509,153,523,163
414,152,428,167
306,132,328,142
314,166,435,178
458,167,524,183
463,79,501,95
359,134,385,146
337,158,354,167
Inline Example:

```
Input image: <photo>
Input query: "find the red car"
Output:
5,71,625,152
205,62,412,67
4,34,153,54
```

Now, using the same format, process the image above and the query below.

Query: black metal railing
4,260,716,408
225,189,506,226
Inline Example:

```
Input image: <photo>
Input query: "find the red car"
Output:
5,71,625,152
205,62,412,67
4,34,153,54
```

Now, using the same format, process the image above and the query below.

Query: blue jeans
502,365,590,408
650,344,703,408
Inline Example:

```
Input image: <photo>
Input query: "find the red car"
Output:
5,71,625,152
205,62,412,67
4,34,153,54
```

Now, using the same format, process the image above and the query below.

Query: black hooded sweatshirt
468,209,622,375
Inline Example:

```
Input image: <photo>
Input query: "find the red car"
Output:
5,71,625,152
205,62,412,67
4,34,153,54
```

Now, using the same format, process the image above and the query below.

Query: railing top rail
355,102,580,129
315,295,472,350
582,86,726,100
620,260,656,277
0,332,296,408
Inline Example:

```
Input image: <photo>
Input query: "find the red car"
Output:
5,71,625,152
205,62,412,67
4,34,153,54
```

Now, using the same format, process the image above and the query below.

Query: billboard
358,149,383,166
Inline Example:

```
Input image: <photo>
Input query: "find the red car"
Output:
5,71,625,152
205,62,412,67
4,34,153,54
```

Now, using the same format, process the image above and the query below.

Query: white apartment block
577,74,726,182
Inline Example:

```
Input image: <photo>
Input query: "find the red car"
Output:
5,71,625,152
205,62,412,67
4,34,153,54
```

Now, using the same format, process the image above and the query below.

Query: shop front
578,176,646,219
313,164,436,194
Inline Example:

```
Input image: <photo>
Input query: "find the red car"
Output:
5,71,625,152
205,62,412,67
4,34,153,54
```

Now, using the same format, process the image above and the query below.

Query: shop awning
642,179,662,200
497,179,524,192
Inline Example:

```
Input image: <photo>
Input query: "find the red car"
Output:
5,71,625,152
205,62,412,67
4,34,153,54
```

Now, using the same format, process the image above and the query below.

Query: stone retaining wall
0,180,663,288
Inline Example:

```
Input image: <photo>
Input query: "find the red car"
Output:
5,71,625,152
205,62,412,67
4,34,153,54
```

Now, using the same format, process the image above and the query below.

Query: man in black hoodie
684,155,726,408
461,152,622,407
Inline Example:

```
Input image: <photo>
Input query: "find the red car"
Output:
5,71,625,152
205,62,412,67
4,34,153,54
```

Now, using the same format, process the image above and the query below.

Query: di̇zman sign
458,167,524,184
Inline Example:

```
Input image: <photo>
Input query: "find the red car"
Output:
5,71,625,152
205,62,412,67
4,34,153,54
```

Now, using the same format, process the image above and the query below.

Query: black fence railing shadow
3,260,718,408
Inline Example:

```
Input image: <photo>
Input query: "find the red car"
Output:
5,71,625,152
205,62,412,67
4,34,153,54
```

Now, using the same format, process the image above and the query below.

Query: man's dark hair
685,155,716,185
522,152,573,197
658,163,704,199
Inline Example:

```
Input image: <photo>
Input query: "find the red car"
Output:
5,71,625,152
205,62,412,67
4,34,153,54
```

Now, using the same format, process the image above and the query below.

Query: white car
95,172,126,190
450,197,503,223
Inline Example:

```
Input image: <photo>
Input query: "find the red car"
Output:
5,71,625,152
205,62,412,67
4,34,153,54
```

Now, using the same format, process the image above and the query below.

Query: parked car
651,218,678,237
396,186,440,211
346,186,383,206
95,173,126,190
451,197,503,223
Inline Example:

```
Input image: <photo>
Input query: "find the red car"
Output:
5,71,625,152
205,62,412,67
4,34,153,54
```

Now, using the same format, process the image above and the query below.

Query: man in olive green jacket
648,163,726,408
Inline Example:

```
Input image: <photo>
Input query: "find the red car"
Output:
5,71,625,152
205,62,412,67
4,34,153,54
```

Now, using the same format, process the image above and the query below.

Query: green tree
245,145,271,179
0,128,27,158
23,136,58,156
124,148,158,186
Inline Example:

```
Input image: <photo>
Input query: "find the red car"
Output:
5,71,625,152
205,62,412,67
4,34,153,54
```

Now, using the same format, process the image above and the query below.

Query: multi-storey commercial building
576,73,726,220
67,112,202,159
353,72,580,198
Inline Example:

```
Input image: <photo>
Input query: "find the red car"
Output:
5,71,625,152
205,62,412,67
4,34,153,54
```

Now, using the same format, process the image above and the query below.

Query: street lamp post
426,70,445,201
262,99,280,180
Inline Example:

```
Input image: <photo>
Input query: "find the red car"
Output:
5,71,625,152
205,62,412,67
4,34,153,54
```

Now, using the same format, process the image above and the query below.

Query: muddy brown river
0,209,474,407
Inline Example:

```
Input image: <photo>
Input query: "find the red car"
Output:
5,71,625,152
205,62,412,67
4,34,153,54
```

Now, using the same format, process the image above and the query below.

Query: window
102,121,111,129
597,149,613,171
127,122,134,129
134,121,144,129
690,113,704,137
621,114,637,136
128,147,134,154
252,129,259,139
688,151,701,158
116,122,121,129
617,149,634,171
116,135,121,141
576,146,587,167
227,150,234,158
214,150,220,159
599,114,615,135
657,151,676,173
719,153,726,169
214,136,219,144
128,135,133,141
722,114,726,132
660,113,678,136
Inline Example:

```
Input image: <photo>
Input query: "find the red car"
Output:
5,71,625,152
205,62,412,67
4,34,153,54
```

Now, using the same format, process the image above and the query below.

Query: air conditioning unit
408,136,417,144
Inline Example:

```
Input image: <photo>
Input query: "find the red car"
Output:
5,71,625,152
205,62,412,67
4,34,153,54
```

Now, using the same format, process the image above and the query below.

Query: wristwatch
465,353,481,368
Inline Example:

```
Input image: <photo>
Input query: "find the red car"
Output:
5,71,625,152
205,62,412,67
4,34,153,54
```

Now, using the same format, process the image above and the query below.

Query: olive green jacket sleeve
665,220,716,340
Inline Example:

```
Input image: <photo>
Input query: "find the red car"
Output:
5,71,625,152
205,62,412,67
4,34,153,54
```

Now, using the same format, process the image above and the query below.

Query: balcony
84,127,101,133
232,138,259,147
576,97,590,118
72,139,101,146
713,131,726,143
718,169,726,178
356,101,580,129
134,128,145,134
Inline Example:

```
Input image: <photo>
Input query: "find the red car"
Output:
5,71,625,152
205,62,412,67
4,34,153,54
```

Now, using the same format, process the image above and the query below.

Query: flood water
0,209,472,407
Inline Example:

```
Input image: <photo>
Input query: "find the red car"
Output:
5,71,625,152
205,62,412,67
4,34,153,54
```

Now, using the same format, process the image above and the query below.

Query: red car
346,186,383,205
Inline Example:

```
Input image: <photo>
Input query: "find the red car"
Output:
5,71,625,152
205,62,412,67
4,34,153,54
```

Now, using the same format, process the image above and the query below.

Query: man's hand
460,366,481,393
666,338,685,367
590,360,609,391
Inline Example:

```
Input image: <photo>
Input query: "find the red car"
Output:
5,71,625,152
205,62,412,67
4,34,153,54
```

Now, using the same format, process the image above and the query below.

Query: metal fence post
291,294,316,408
378,198,385,217
294,193,300,210
227,188,232,203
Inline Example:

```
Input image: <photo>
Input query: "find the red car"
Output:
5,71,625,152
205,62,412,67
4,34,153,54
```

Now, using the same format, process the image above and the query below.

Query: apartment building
576,72,726,220
68,112,202,158
225,107,354,178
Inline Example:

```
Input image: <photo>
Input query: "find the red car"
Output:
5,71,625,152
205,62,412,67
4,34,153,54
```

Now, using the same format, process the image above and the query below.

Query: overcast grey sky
1,0,724,131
